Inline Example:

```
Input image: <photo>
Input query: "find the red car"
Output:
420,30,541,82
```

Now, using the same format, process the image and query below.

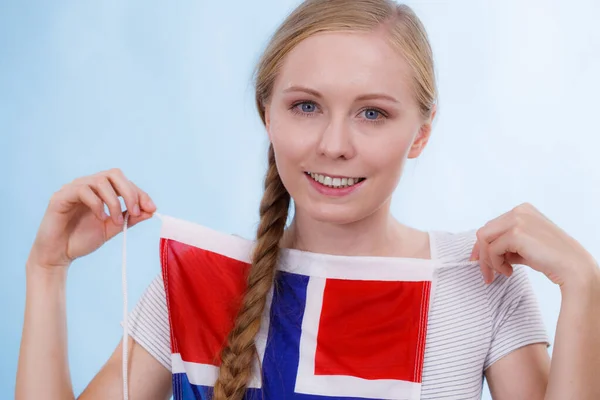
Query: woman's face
265,30,433,225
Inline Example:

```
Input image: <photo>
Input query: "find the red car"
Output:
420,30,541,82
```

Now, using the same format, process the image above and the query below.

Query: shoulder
430,228,478,262
430,228,545,326
428,229,492,318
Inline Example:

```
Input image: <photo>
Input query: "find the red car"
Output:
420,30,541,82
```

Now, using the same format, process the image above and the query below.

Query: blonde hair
212,1,437,398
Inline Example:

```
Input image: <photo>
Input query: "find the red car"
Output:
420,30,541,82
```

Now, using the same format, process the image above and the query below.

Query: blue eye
364,109,381,120
299,102,316,113
291,101,320,117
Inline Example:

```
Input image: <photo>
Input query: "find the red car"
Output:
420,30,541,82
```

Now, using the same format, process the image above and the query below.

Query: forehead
276,31,414,102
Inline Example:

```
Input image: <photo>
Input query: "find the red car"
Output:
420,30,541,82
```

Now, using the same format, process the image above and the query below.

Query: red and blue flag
159,215,437,400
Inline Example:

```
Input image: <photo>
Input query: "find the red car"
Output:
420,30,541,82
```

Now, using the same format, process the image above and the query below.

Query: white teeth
307,172,363,188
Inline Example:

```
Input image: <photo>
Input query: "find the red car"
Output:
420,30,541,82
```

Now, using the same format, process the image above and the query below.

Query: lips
305,172,366,188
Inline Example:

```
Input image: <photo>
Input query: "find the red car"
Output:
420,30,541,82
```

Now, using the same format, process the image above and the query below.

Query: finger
476,210,515,247
499,260,514,277
487,256,513,278
105,169,140,217
93,177,124,225
128,180,156,213
505,251,527,266
476,210,520,284
481,256,495,284
471,239,491,281
127,210,154,228
488,233,517,277
469,240,479,261
475,232,495,284
104,210,154,240
76,185,108,222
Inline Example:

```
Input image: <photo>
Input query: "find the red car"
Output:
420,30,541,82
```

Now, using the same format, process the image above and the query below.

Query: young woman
16,0,600,399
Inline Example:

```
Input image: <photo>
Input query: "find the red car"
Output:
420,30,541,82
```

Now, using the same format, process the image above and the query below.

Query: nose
317,115,356,160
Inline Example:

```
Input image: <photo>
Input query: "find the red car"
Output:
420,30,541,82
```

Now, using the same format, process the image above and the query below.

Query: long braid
212,144,290,400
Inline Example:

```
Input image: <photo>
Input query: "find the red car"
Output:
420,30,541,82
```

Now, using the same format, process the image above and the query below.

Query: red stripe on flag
314,279,432,382
415,281,431,382
160,238,250,366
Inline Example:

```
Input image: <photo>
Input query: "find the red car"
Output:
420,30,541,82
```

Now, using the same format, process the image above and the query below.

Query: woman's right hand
28,168,157,270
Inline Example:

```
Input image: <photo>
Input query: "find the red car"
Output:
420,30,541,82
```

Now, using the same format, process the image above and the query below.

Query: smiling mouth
305,171,366,188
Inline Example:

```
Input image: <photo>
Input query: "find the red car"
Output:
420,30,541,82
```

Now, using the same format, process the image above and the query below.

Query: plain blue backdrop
1,0,599,398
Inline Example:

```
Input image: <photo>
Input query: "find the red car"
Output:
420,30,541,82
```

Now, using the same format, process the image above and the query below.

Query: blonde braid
213,145,290,399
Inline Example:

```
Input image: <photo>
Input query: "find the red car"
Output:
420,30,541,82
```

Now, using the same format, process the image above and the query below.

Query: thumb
127,210,155,228
104,210,154,240
505,251,526,266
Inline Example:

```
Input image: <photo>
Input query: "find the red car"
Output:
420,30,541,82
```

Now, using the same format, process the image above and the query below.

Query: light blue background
1,0,599,398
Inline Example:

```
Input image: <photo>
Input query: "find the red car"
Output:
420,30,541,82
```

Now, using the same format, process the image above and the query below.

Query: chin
300,201,372,225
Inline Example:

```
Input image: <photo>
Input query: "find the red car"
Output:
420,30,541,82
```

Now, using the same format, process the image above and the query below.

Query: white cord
121,212,130,400
121,211,164,400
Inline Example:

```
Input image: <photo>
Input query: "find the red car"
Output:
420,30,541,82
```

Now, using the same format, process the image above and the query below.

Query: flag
159,215,439,400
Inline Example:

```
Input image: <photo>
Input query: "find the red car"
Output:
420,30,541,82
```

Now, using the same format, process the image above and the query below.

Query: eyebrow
282,85,400,104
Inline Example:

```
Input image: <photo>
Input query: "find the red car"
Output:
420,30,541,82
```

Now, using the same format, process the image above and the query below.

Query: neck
282,200,415,258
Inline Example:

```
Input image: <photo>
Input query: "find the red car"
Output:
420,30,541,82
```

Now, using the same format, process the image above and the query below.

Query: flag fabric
159,215,443,400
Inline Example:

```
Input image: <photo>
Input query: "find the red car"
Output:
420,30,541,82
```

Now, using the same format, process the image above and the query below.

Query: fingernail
118,214,124,224
469,250,478,261
133,204,141,216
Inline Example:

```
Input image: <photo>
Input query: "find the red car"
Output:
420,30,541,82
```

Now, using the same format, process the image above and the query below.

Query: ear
264,104,272,142
407,105,436,159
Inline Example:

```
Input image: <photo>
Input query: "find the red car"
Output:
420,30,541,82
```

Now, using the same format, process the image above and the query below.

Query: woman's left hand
469,202,599,288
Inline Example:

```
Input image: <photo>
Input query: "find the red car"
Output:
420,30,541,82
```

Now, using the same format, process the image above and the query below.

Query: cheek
269,112,320,164
269,120,306,185
359,133,413,176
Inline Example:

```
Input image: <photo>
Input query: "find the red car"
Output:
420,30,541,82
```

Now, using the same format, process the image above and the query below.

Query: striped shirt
126,228,550,399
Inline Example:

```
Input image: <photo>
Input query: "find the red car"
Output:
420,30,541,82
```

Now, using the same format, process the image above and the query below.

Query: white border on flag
160,215,444,281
